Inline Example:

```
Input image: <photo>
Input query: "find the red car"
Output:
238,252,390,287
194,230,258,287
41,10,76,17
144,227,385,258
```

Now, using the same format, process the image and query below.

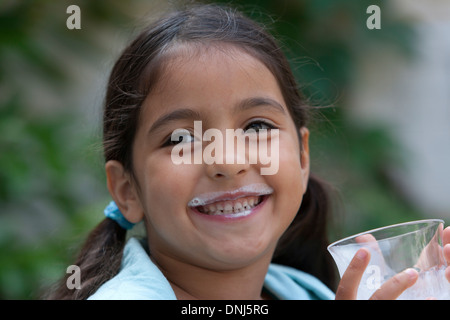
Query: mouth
188,183,273,218
195,195,266,216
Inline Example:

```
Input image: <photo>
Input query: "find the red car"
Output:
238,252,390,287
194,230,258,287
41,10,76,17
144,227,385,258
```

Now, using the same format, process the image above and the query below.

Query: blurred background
1,0,449,299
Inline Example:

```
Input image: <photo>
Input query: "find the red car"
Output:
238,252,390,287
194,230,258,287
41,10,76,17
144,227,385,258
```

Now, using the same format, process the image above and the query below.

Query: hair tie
104,201,135,230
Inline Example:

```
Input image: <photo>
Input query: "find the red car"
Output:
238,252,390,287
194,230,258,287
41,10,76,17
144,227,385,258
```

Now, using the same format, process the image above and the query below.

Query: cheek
138,154,196,216
277,134,303,183
273,136,305,213
141,160,198,244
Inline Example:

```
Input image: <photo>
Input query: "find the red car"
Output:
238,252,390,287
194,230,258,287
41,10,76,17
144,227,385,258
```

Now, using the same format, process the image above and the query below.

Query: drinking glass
328,219,449,299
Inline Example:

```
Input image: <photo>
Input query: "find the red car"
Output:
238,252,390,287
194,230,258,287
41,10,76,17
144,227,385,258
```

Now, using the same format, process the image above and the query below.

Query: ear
105,160,144,224
299,127,310,192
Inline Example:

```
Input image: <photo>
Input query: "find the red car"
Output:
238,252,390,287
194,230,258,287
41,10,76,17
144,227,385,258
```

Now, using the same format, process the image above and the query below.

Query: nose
206,161,250,180
205,144,250,180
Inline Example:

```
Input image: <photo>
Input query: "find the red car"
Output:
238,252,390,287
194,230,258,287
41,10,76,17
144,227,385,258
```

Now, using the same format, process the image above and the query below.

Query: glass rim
327,219,445,250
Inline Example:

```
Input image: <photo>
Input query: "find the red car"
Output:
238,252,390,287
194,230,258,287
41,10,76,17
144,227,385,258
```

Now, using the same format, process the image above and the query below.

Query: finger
335,248,370,300
355,234,377,243
445,265,450,283
444,242,450,282
356,233,384,259
443,227,450,246
444,244,450,265
355,234,379,253
369,268,418,300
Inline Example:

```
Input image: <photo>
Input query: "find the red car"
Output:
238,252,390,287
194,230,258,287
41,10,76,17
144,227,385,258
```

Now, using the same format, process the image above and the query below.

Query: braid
45,219,126,299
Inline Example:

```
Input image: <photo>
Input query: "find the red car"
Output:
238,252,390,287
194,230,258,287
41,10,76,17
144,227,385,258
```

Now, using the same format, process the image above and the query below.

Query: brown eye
163,129,195,147
244,120,276,133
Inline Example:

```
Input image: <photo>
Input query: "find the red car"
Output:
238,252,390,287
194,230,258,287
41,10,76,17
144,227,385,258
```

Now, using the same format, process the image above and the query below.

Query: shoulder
88,238,177,300
264,263,335,300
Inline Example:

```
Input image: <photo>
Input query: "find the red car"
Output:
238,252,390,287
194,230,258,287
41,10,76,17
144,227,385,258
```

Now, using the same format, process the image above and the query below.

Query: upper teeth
197,196,262,215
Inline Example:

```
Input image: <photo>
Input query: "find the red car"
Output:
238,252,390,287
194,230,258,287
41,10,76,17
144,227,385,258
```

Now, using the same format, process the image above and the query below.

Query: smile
196,195,264,216
188,183,273,218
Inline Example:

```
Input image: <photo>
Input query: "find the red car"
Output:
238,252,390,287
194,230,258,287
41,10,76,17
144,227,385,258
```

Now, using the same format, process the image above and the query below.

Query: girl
47,4,450,300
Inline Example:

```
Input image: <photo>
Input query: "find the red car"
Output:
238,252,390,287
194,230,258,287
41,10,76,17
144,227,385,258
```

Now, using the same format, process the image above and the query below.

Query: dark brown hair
46,3,336,299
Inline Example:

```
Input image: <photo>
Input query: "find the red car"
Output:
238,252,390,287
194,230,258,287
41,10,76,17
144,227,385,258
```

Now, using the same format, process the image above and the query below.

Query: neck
151,251,273,300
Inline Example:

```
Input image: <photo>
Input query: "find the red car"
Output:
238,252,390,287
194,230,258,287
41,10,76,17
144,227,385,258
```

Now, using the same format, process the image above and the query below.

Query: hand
444,227,450,282
335,247,418,300
335,226,450,300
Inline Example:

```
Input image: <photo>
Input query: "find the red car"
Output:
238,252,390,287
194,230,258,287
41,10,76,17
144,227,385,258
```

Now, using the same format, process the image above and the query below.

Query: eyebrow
236,96,286,115
147,96,286,136
147,108,201,137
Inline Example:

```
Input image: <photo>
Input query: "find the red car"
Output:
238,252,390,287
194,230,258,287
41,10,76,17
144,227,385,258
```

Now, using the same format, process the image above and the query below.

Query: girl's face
130,46,309,270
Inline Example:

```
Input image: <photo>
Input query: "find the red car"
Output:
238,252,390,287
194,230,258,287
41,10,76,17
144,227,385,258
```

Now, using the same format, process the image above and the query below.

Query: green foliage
0,0,125,299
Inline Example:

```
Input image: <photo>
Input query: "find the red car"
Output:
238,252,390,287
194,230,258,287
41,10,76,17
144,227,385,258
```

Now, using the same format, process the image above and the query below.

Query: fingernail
404,268,418,279
356,248,368,260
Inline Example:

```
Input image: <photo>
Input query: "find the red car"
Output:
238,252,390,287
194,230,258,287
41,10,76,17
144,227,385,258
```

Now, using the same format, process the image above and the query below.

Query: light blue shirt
88,238,335,300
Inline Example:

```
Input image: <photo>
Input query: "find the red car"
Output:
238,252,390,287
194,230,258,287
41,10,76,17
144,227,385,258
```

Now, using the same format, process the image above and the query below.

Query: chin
203,237,277,270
